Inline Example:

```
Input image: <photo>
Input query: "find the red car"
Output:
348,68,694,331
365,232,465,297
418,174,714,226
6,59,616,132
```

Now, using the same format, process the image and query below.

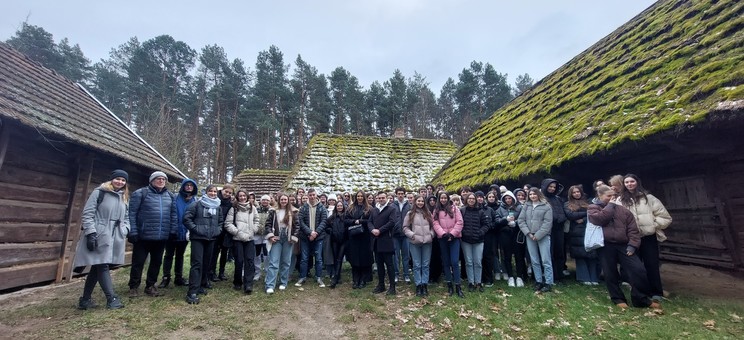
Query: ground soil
0,262,742,338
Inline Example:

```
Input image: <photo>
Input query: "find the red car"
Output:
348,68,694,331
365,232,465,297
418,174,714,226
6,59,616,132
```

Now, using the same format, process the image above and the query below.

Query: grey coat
73,186,130,266
517,200,553,241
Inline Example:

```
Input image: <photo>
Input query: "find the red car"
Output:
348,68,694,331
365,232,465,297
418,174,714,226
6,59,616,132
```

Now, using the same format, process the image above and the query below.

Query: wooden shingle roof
433,0,743,190
285,133,458,194
231,169,291,197
0,42,184,180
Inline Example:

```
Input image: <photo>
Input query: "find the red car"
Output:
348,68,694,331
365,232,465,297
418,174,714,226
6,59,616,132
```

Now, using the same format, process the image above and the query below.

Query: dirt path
661,263,744,303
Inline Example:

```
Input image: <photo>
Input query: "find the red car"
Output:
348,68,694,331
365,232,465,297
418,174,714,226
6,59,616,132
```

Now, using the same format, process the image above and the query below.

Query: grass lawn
1,256,742,339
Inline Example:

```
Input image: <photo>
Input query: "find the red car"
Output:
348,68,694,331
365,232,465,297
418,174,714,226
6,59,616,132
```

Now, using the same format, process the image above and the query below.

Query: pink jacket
433,206,463,238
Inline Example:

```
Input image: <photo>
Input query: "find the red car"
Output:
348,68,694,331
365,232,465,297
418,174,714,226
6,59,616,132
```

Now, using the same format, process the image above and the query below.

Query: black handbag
348,224,364,236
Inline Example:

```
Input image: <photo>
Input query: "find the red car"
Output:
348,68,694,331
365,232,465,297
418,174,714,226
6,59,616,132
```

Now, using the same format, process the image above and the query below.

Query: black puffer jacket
326,214,347,244
183,200,224,241
541,178,566,225
564,202,595,259
460,206,489,244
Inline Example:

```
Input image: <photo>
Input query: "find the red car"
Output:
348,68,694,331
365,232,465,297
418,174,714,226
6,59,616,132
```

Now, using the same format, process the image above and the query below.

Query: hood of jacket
501,190,517,205
179,178,198,197
541,178,563,197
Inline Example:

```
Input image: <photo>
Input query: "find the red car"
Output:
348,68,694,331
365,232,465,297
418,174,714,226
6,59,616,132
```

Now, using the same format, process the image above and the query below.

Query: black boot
415,285,421,296
447,282,454,296
106,296,124,309
423,284,429,297
386,284,396,296
455,284,465,298
158,276,170,289
174,277,188,286
373,285,386,294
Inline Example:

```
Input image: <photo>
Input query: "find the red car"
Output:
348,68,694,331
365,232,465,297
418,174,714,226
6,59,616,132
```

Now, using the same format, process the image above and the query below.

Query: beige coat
403,211,435,244
617,194,672,241
224,204,260,242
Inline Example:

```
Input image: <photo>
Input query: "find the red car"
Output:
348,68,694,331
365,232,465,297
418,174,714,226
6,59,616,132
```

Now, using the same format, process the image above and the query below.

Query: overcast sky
1,0,656,91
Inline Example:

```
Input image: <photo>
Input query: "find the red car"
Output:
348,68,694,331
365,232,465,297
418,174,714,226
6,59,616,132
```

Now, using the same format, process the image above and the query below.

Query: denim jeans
299,238,323,279
265,240,293,290
409,242,432,286
438,238,461,285
393,236,411,279
526,235,553,285
575,257,601,283
461,241,484,284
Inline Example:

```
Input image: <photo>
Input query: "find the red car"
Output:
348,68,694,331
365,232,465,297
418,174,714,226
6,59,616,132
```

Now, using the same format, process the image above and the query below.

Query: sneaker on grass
507,277,515,287
295,278,306,287
515,277,525,287
317,277,326,288
266,288,274,294
279,285,286,290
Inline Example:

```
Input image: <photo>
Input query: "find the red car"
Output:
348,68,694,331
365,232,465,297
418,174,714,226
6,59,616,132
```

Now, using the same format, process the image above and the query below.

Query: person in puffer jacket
518,187,554,293
617,174,672,302
589,185,658,309
540,178,568,282
403,196,436,297
224,189,260,294
159,178,197,289
433,191,465,298
494,190,526,287
183,184,224,304
127,171,177,298
460,193,490,293
564,185,600,285
325,201,348,288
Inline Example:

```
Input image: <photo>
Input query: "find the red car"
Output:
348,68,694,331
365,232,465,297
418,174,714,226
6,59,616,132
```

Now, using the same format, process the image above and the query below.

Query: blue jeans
409,242,432,285
393,236,411,279
300,238,323,279
461,241,484,284
438,238,461,285
575,257,601,283
265,240,293,289
526,235,553,285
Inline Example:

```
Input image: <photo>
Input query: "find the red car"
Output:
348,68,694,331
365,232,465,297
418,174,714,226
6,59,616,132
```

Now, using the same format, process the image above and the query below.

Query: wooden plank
660,254,736,269
0,222,66,242
0,261,58,291
2,148,73,178
0,120,8,171
0,242,61,267
0,182,70,204
715,197,740,266
59,152,93,282
0,204,66,223
0,164,71,191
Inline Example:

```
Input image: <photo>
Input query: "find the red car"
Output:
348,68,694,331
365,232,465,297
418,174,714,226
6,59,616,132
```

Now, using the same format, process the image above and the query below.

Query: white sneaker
495,273,502,281
507,277,515,287
317,277,326,288
278,285,286,290
266,288,274,294
562,269,571,277
503,273,510,280
295,278,306,287
592,282,600,286
583,281,593,286
516,277,525,287
253,274,261,281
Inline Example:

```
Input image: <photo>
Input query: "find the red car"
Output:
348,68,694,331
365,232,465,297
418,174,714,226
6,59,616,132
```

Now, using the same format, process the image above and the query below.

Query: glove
443,233,452,240
86,233,98,251
127,234,139,244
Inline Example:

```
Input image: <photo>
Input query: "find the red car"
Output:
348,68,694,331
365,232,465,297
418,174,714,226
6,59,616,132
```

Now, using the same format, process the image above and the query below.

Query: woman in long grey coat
74,170,130,310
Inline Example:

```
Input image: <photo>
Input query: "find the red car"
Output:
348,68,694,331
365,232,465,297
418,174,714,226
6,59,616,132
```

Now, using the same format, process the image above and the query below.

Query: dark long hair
619,173,649,206
433,191,453,220
347,190,370,217
566,185,589,211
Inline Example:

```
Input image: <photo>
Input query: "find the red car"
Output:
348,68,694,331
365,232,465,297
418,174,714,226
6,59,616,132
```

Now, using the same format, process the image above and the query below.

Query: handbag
584,220,604,251
348,224,364,236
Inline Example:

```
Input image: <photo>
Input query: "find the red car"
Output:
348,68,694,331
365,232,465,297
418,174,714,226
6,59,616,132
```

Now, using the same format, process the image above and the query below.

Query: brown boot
144,286,163,297
616,302,629,309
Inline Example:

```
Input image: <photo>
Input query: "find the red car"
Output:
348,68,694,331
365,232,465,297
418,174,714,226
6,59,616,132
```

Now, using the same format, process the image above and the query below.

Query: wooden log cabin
231,169,291,198
433,0,744,270
0,42,185,291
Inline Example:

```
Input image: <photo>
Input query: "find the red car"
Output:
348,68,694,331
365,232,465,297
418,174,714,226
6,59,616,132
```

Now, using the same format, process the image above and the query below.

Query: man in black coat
369,191,399,295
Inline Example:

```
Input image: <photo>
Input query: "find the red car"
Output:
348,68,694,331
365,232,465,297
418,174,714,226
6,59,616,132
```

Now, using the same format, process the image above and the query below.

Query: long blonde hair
100,181,129,204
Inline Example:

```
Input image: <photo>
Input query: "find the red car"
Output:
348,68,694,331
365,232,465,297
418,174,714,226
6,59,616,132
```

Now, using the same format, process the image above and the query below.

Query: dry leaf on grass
490,304,502,313
730,313,742,322
474,313,487,322
509,324,522,332
703,320,716,330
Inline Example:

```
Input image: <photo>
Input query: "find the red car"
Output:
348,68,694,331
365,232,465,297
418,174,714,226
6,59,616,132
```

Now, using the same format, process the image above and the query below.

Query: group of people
73,170,671,310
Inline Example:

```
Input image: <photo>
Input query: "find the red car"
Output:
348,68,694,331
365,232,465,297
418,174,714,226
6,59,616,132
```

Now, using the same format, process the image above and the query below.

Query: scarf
200,195,221,216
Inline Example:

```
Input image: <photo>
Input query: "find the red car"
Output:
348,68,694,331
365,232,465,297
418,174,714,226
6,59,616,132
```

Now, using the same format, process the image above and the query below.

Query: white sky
1,0,656,91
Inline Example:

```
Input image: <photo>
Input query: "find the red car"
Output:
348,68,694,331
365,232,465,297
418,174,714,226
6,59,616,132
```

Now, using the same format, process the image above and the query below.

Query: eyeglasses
153,177,166,181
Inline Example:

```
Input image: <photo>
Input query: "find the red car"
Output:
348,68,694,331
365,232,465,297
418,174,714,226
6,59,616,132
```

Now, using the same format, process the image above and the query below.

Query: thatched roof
435,0,744,189
432,0,743,190
231,169,291,197
0,42,185,180
285,133,457,194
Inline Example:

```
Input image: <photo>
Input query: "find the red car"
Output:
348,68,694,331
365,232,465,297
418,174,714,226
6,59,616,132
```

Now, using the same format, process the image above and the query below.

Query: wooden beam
0,119,8,172
0,261,58,291
56,152,94,283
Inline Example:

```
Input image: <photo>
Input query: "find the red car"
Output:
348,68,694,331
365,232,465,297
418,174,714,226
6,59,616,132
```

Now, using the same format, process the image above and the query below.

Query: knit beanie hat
474,190,485,198
110,169,129,182
149,171,167,183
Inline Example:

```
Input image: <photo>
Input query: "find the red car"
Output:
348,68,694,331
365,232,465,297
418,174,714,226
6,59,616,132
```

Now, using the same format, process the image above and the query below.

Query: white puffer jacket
225,203,260,242
619,194,672,241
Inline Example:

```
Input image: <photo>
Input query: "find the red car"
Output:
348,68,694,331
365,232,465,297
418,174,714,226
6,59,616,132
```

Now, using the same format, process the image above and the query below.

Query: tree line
5,23,535,184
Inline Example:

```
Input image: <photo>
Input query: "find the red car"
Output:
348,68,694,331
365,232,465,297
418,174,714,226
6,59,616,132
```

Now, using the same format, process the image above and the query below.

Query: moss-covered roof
433,0,743,190
285,133,457,194
231,169,292,197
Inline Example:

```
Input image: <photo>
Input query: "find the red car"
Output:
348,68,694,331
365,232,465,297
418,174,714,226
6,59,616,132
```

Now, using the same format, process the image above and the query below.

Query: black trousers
374,251,395,288
162,240,188,279
598,243,653,307
550,223,566,280
128,240,166,289
189,239,215,294
429,238,442,283
331,240,347,283
638,235,663,297
233,240,256,288
482,230,498,284
209,232,229,277
83,264,115,300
